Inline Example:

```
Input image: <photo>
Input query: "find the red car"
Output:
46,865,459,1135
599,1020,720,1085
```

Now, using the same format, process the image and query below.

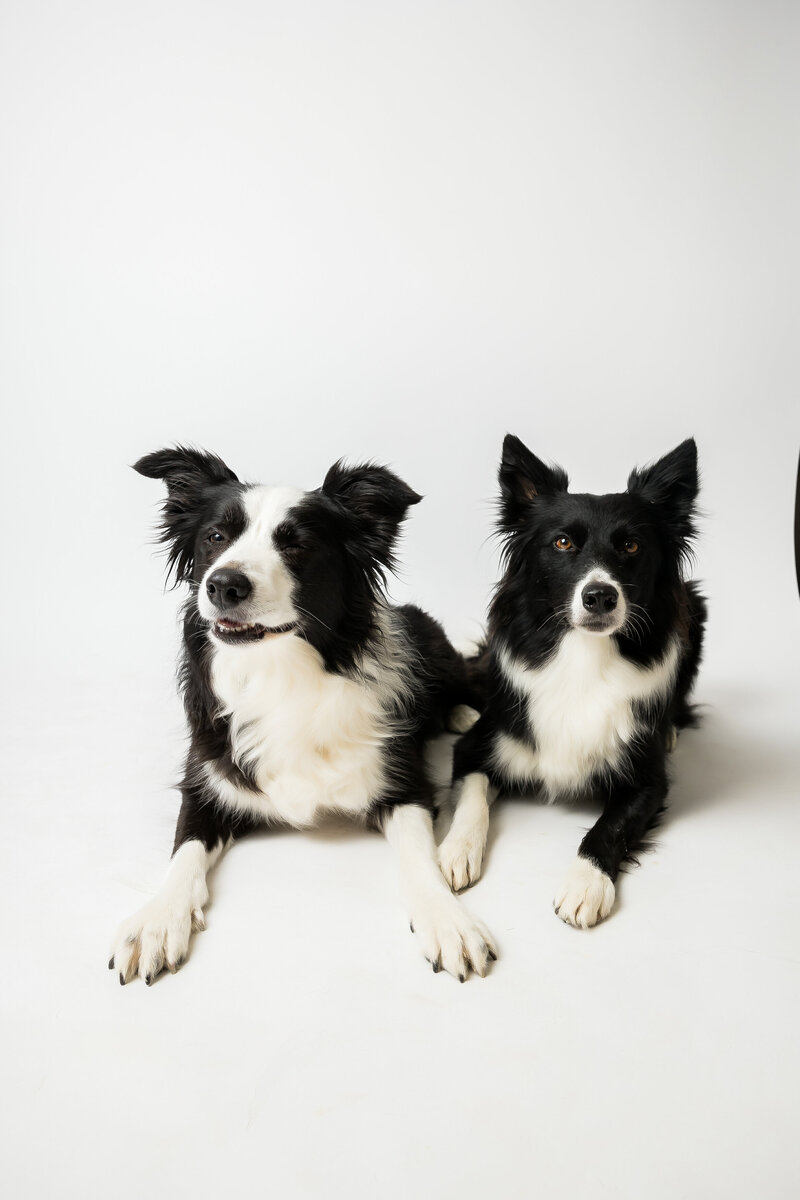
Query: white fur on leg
554,856,615,929
446,704,481,734
438,772,490,892
110,840,225,985
384,804,497,980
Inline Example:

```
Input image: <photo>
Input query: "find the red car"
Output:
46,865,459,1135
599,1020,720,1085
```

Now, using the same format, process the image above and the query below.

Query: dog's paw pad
446,705,481,734
410,893,497,979
554,857,615,929
438,827,487,892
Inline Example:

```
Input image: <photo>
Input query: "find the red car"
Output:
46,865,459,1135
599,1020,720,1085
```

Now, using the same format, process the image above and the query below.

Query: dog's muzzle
571,572,626,634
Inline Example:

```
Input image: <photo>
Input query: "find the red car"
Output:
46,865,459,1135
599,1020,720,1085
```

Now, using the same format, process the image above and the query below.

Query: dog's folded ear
133,446,239,586
499,434,569,528
134,446,238,492
627,439,698,543
321,461,421,569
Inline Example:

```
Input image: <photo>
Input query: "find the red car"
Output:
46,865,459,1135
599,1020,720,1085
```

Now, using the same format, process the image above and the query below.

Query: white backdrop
2,3,798,1198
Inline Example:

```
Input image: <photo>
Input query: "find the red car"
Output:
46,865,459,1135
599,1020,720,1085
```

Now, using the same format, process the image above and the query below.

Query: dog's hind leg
446,704,481,734
671,582,707,730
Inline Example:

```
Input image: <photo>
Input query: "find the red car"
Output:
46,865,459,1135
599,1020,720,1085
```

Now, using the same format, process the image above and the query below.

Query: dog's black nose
206,569,252,610
582,582,618,614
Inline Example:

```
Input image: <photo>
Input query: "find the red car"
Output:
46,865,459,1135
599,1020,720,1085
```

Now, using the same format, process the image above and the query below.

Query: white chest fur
494,632,679,798
207,633,398,827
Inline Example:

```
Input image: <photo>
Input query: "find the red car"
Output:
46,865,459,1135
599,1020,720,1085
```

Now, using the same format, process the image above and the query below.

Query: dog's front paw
438,823,488,892
109,892,206,986
410,892,497,980
554,857,615,929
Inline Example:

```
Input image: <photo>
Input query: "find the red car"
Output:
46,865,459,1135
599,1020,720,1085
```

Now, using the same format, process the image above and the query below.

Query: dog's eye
207,530,226,544
623,539,640,555
554,536,574,551
276,525,304,554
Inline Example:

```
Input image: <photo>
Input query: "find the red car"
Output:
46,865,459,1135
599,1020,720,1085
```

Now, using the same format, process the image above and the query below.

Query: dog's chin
211,617,297,645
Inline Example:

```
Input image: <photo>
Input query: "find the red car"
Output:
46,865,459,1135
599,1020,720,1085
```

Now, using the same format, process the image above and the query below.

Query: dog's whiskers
294,605,332,633
536,604,571,634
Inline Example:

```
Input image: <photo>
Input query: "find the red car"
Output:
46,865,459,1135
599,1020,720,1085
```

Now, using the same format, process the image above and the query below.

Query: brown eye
277,530,303,554
207,529,226,544
624,539,640,555
554,535,574,551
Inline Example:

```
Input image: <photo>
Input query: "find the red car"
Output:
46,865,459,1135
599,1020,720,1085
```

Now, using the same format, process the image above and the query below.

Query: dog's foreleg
110,785,238,985
438,772,492,892
384,803,497,980
438,713,495,892
555,768,668,929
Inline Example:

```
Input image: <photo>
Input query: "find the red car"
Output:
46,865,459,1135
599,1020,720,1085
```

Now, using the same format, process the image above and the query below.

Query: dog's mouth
575,616,622,636
212,618,296,644
576,617,617,634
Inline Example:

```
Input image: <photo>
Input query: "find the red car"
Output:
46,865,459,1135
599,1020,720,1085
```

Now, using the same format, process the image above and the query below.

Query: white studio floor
2,657,798,1200
2,3,798,1195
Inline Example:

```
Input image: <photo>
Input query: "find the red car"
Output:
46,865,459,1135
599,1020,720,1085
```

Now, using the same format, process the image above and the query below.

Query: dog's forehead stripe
243,485,306,535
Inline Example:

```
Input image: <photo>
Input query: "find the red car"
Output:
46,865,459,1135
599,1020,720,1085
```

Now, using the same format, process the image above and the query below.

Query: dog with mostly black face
439,434,706,927
109,447,495,985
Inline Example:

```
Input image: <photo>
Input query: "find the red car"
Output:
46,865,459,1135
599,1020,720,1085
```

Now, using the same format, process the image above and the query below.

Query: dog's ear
134,446,238,492
321,461,421,569
133,446,239,586
627,438,698,543
499,434,569,528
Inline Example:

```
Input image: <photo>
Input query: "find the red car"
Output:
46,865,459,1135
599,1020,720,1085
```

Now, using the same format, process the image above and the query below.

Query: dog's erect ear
627,439,698,542
321,461,422,568
133,446,239,586
499,434,569,528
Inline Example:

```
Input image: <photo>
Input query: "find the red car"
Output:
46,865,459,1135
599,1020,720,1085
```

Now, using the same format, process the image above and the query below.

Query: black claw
108,957,114,970
145,975,152,987
432,959,441,974
488,949,497,962
119,973,125,986
409,921,415,933
458,973,466,983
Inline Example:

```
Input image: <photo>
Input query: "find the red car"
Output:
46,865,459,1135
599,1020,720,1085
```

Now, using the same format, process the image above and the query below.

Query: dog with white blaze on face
109,447,495,985
439,434,706,928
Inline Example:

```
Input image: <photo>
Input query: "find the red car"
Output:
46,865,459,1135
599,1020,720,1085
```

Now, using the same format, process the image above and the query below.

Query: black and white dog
439,434,706,927
110,447,495,984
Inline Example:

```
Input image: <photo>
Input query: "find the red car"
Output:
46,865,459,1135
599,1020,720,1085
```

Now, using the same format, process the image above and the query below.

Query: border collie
109,447,496,984
439,434,706,927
